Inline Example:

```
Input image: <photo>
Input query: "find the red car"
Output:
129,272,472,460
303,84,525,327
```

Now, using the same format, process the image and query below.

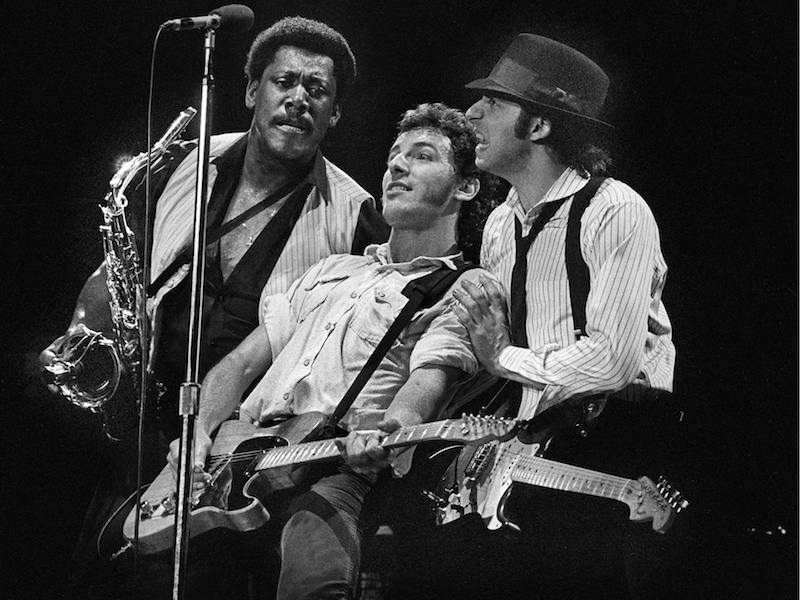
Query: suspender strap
326,263,477,431
565,177,605,340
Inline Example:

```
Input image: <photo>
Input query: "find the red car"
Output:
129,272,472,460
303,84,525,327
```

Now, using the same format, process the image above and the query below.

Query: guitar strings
202,419,506,471
205,440,339,469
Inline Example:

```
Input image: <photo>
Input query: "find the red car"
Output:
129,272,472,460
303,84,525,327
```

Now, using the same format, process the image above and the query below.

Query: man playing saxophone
39,16,388,597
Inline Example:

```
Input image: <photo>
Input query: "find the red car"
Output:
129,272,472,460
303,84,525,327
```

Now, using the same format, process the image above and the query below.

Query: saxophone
44,107,197,440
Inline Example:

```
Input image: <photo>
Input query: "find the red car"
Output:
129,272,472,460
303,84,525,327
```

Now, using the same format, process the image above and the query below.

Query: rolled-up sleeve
258,259,325,359
261,294,294,359
408,269,496,376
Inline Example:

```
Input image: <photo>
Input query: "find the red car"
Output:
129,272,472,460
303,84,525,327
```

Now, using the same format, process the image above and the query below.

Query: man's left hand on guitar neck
335,419,403,476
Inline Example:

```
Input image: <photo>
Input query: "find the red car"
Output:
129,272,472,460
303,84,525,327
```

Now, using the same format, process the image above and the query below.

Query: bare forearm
197,356,250,434
197,328,273,434
383,365,461,427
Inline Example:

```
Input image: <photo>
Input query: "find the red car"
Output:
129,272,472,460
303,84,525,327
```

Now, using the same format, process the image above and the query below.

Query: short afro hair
244,16,357,103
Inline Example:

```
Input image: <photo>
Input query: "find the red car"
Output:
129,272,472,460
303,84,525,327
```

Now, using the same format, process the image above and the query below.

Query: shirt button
350,292,358,298
283,393,290,400
303,359,310,366
324,322,332,330
376,291,385,298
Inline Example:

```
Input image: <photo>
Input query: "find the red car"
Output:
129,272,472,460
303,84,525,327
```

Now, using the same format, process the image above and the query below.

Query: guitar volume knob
139,501,154,520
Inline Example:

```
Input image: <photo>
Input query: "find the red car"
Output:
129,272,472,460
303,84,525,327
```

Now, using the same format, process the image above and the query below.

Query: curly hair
244,17,357,103
396,103,503,262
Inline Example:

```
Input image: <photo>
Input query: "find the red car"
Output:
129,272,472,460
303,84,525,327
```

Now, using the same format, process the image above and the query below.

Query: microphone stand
172,27,215,600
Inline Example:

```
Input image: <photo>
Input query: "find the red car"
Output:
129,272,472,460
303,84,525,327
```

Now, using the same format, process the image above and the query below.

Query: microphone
161,4,254,33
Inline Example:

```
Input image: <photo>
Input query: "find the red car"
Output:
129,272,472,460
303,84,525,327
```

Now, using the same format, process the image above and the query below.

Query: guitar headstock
622,475,689,534
441,414,521,445
657,476,690,514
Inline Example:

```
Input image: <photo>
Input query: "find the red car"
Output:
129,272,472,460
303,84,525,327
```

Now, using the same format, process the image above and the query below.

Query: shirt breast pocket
296,272,350,322
348,284,408,345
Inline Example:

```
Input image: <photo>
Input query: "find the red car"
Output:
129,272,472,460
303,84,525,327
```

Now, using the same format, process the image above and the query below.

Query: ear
328,103,341,128
454,176,480,203
245,78,259,110
528,116,552,142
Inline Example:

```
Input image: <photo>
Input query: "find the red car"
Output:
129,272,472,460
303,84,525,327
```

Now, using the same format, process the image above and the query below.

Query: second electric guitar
435,437,689,533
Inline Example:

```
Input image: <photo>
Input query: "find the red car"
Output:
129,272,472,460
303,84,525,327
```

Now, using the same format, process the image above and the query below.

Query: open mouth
275,120,309,134
386,182,412,193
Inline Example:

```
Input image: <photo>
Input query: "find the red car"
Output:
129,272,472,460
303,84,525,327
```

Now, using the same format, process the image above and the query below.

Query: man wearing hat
450,34,676,598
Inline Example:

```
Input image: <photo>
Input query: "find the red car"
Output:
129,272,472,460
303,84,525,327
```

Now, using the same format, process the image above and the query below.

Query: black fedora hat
466,34,612,129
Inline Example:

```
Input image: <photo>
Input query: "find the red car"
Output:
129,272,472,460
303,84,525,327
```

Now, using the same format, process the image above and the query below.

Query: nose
465,99,482,121
286,85,309,113
387,152,409,175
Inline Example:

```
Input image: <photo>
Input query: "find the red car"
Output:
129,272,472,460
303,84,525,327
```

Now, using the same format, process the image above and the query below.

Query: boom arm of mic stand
172,27,215,600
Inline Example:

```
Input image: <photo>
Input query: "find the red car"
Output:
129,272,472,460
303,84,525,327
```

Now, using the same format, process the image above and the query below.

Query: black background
1,1,796,598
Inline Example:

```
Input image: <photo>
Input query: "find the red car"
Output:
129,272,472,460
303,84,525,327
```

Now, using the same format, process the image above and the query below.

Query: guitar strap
146,179,305,296
324,262,477,434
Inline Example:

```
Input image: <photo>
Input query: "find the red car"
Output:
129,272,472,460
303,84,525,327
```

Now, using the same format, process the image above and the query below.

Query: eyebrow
388,140,442,158
272,69,331,82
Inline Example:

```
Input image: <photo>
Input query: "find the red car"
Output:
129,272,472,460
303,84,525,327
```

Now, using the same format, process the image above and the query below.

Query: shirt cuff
498,345,538,378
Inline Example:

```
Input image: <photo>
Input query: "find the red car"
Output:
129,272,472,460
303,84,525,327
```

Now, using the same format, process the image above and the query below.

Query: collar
210,133,331,205
507,167,591,223
364,243,463,273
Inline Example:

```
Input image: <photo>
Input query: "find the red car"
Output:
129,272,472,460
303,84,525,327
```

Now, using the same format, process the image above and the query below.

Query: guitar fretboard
511,454,633,502
252,420,455,472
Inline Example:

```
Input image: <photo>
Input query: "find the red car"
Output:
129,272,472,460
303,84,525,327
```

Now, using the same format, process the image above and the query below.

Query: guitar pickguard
438,438,541,530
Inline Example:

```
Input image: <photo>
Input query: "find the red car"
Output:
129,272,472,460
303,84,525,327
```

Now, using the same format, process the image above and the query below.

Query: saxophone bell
42,325,123,412
42,106,197,440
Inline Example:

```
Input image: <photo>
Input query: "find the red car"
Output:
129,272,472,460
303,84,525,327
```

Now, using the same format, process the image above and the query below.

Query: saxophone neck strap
146,180,307,297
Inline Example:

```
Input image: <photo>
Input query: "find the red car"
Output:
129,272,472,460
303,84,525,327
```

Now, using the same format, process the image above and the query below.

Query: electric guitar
123,412,521,554
433,437,689,533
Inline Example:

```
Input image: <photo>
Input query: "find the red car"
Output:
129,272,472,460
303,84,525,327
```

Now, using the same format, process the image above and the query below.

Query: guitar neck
511,454,633,503
252,420,454,472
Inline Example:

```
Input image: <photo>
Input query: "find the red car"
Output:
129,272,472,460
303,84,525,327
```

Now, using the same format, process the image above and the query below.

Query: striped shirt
481,167,675,419
149,132,376,304
240,244,485,431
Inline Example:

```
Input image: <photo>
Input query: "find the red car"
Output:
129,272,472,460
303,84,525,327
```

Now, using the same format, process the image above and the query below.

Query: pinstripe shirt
481,168,675,419
149,132,375,303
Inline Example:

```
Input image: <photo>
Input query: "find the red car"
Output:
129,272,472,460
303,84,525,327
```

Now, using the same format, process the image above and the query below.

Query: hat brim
466,77,614,130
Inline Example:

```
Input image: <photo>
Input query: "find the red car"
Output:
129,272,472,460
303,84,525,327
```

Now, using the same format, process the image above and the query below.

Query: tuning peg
674,495,690,512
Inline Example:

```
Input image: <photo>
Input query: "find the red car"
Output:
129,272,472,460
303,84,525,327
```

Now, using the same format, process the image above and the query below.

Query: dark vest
152,138,311,411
